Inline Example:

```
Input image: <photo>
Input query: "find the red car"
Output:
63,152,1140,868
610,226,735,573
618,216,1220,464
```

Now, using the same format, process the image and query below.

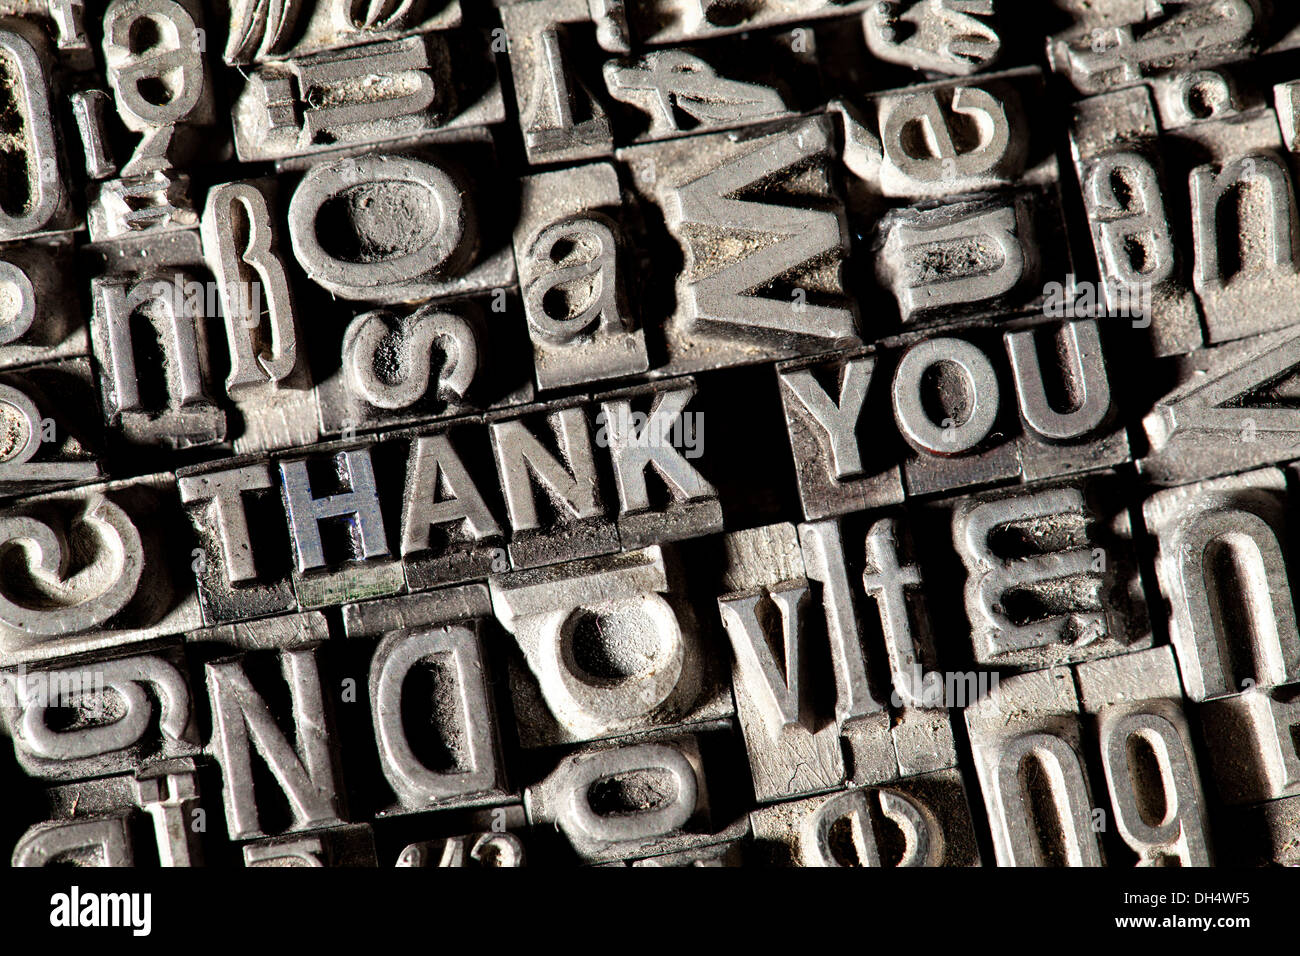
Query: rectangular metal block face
82,227,207,278
357,621,513,817
1072,646,1213,866
603,34,818,148
847,67,1054,202
619,115,860,375
387,423,513,593
232,30,503,163
1200,683,1300,805
490,547,733,748
1143,468,1300,702
523,733,744,862
231,387,322,459
514,164,649,390
314,295,536,439
594,377,724,546
615,498,722,550
0,642,201,782
901,437,1021,500
777,349,906,521
342,586,491,639
965,667,1107,867
965,666,1082,741
488,400,621,570
280,135,517,306
1140,331,1300,485
275,441,409,609
504,517,621,569
501,0,617,167
178,460,300,626
0,474,203,667
291,557,406,609
945,475,1151,671
3,0,1300,875
1047,1,1264,95
403,547,503,594
1164,109,1300,345
1016,417,1130,487
1075,645,1184,712
0,243,88,370
748,770,981,867
1070,87,1204,358
871,187,1073,333
891,708,958,779
713,523,847,803
840,709,896,787
0,360,104,495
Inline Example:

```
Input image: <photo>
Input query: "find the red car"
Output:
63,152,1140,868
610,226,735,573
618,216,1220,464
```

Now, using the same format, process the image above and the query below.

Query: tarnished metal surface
4,0,1300,870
